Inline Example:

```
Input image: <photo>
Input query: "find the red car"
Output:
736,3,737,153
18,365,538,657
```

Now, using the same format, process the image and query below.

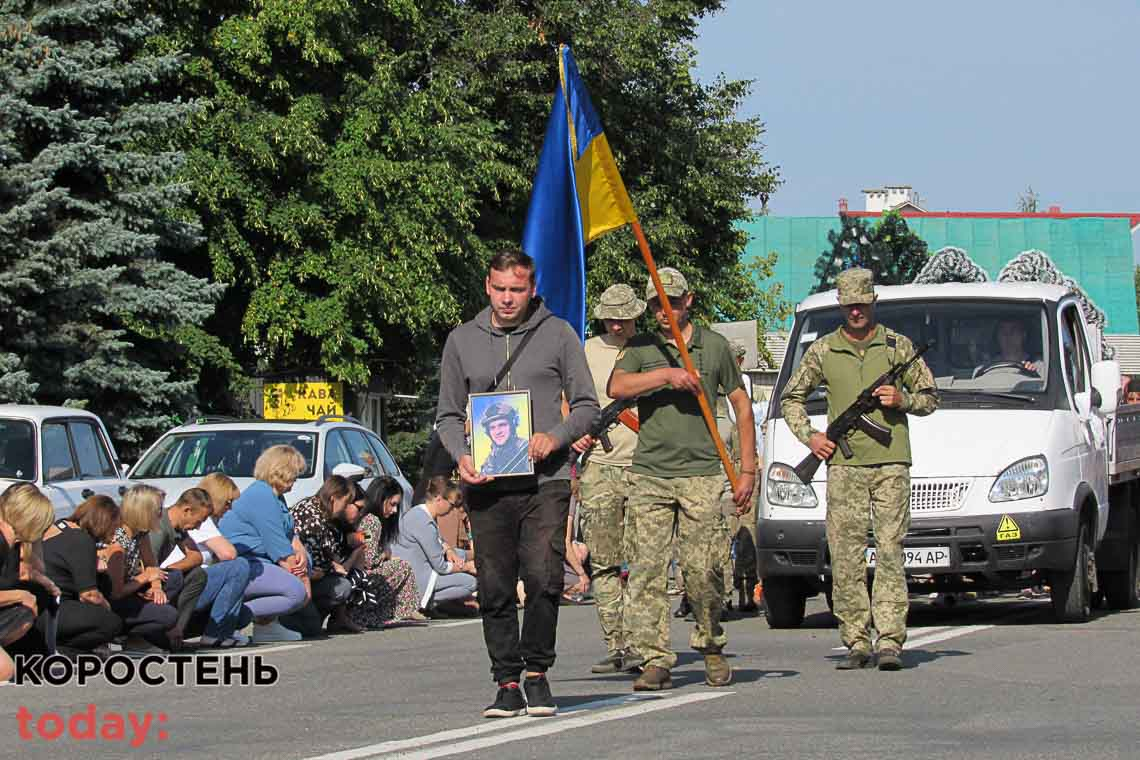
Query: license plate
865,546,951,568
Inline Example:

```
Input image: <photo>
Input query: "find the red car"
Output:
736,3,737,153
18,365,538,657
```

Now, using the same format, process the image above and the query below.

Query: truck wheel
763,578,806,628
1051,524,1093,623
1102,540,1139,610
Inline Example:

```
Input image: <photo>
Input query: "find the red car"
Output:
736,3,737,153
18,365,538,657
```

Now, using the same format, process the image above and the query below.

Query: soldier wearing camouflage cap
574,283,646,675
780,267,939,671
478,401,529,476
608,267,757,691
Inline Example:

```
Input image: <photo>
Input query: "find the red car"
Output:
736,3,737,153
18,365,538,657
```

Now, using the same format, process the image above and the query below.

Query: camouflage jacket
780,324,938,467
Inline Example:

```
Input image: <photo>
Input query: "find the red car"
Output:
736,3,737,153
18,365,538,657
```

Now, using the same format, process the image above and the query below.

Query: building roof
741,214,1140,332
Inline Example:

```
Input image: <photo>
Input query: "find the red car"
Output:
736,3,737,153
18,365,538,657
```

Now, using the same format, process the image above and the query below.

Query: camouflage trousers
719,471,759,593
627,472,728,670
826,464,911,653
579,461,634,655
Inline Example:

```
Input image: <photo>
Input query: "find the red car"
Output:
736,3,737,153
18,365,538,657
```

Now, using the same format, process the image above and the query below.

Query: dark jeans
280,573,351,638
466,479,570,684
110,571,181,648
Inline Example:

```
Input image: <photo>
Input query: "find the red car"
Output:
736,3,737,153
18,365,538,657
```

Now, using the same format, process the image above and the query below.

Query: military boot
704,653,732,687
591,650,625,674
632,665,672,691
835,648,873,670
877,647,903,671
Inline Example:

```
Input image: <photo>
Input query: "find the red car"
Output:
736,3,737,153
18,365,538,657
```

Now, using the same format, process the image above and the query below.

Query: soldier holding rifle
608,268,755,691
781,268,938,671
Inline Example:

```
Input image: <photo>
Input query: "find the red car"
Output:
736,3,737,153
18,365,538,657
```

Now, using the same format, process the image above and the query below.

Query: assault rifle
578,398,639,466
793,339,934,485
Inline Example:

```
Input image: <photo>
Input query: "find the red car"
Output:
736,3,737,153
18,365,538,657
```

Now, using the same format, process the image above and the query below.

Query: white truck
758,282,1140,626
0,405,133,518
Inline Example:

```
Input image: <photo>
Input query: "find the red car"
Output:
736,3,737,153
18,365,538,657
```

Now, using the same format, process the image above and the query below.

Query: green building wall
742,216,1139,333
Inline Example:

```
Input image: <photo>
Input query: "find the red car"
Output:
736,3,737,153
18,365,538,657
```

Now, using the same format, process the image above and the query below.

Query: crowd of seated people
0,443,488,679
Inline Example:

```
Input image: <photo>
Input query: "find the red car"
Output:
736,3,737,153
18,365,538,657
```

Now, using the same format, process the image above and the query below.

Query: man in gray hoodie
436,250,598,719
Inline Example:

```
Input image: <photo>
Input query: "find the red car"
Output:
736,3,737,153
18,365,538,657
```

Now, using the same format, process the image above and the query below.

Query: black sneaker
483,682,527,718
523,674,557,716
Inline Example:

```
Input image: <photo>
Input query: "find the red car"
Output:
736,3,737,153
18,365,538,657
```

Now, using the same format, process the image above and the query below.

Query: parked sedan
127,416,414,511
0,405,133,518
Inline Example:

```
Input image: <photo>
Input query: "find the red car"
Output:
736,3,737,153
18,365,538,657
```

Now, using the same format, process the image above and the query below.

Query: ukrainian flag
522,45,638,340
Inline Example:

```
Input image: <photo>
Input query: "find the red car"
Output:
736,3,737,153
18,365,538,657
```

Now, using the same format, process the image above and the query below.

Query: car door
40,416,128,518
363,431,413,511
1057,303,1108,510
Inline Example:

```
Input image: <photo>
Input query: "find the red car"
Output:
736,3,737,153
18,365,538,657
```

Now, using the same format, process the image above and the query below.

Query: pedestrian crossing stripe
997,514,1021,541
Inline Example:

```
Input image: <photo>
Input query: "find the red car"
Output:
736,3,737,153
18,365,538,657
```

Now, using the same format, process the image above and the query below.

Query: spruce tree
0,0,224,454
812,211,929,293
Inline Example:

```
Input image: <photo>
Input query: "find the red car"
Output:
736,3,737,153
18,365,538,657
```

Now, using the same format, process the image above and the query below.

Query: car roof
0,405,104,423
797,282,1072,312
165,416,371,434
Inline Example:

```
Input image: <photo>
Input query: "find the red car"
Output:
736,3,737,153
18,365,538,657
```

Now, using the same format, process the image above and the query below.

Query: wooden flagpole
631,220,738,492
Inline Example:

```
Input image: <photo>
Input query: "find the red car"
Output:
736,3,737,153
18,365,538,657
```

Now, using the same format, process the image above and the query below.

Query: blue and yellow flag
522,45,638,340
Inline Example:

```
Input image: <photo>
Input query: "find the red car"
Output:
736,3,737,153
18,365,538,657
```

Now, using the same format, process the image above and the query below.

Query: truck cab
0,405,132,518
758,282,1138,626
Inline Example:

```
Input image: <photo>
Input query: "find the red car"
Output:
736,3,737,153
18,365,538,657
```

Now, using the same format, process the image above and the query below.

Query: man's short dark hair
489,250,536,283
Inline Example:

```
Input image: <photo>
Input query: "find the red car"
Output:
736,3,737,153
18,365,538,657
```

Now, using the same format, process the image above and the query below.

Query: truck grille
909,479,971,513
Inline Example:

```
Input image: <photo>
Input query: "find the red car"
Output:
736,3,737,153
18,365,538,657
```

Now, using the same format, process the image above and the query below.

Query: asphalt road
3,594,1139,760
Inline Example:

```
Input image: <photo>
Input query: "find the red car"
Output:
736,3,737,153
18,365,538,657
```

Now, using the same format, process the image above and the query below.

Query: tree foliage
161,0,779,403
0,0,227,452
812,211,929,293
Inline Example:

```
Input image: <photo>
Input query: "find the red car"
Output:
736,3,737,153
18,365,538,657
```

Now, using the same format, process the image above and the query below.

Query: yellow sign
263,381,344,420
996,514,1021,542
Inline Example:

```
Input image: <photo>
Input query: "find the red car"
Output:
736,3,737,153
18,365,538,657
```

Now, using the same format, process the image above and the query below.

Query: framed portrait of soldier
469,390,534,478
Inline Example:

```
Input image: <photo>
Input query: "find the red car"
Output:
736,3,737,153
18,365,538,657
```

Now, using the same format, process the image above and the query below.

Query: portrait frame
469,389,534,478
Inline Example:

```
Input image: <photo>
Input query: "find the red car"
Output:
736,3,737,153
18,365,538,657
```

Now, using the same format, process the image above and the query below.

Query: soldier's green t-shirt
613,325,743,478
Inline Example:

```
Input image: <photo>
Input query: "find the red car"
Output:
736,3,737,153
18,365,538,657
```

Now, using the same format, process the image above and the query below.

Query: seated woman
344,477,423,628
0,483,56,672
975,318,1043,378
219,445,310,644
392,476,477,614
282,475,361,637
104,485,183,652
41,495,123,657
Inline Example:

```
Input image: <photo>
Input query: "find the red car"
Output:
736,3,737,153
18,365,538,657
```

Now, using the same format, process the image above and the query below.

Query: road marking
304,692,730,760
428,619,482,629
240,643,310,655
832,626,949,651
830,603,1040,651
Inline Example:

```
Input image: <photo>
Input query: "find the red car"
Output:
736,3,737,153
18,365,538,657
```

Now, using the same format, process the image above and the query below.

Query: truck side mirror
1090,360,1120,414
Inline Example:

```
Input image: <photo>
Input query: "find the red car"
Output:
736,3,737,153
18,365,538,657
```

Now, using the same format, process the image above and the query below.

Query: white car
127,415,414,511
0,405,134,518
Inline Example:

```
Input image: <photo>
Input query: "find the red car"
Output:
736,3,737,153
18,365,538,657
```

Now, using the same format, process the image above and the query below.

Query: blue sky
693,1,1140,222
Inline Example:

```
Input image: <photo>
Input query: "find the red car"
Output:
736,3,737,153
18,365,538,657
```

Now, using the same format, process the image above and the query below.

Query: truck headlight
766,462,819,508
988,456,1048,502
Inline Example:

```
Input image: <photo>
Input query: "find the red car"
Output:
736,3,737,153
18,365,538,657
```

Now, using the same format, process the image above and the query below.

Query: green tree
811,211,929,293
162,0,779,404
1018,185,1040,213
0,0,228,453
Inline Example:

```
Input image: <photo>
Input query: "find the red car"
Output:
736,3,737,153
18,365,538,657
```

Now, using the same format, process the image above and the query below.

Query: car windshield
784,300,1050,401
0,419,35,481
132,430,318,479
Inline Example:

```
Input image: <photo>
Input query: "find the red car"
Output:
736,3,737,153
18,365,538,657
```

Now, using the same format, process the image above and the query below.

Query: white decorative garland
913,246,990,284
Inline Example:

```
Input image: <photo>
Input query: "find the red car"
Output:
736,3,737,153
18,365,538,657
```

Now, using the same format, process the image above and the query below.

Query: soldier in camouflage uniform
719,342,759,614
609,268,756,691
780,268,938,671
572,284,646,674
478,402,530,476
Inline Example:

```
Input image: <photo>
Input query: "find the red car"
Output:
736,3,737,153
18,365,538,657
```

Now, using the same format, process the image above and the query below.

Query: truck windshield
784,300,1050,400
132,430,318,479
0,420,35,481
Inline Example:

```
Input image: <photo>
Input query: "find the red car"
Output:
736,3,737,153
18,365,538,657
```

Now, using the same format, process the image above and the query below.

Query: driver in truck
977,318,1043,377
780,268,939,672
